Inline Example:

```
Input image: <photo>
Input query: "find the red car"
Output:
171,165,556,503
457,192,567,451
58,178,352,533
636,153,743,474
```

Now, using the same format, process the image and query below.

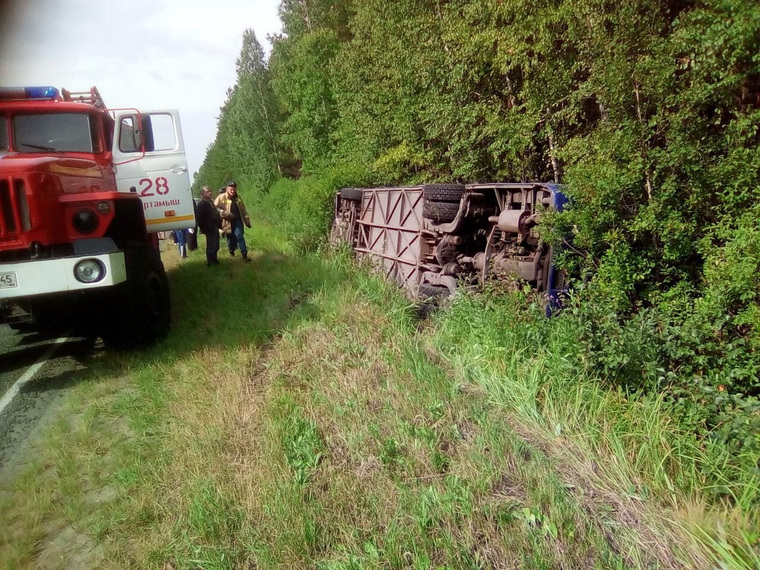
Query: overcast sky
0,0,283,179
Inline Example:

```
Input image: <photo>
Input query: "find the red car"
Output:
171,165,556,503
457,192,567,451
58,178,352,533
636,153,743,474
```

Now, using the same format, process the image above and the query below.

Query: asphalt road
0,326,92,477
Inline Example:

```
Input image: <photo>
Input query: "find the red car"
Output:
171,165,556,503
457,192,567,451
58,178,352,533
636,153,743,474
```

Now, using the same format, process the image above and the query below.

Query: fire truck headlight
74,259,105,283
73,209,99,234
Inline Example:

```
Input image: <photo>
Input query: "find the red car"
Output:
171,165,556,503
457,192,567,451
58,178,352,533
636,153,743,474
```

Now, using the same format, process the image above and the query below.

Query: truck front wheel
139,261,170,342
101,253,170,349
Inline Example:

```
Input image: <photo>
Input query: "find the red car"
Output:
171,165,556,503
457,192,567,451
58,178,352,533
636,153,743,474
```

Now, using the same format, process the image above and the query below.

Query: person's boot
179,244,187,258
242,253,252,263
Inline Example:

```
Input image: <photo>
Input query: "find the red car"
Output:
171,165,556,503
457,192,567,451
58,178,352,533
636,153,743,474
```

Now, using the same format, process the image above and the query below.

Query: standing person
196,186,222,266
174,228,188,258
214,181,252,262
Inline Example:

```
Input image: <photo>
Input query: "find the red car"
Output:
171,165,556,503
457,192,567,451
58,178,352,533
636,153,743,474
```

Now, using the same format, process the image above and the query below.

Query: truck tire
137,257,171,344
422,184,465,203
102,251,170,349
340,187,364,202
424,201,460,223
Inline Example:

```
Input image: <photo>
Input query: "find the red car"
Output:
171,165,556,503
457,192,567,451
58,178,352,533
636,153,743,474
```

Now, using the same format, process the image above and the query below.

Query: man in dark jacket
195,186,223,266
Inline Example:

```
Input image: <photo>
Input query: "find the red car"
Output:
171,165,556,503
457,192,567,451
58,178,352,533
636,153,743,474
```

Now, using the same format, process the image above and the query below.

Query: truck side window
118,116,142,153
145,113,177,151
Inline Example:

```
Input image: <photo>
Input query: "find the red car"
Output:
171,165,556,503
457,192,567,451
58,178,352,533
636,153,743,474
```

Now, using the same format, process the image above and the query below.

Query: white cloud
0,0,282,176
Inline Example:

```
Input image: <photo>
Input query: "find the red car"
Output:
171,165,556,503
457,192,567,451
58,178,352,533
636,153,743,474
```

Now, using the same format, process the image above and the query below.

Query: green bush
259,164,373,252
557,284,760,459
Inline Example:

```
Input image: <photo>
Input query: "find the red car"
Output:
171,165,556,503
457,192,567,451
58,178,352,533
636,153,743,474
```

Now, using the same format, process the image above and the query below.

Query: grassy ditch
0,225,757,569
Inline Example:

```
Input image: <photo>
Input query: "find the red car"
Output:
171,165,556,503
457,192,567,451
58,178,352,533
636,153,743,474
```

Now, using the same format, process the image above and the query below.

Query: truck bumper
0,252,127,300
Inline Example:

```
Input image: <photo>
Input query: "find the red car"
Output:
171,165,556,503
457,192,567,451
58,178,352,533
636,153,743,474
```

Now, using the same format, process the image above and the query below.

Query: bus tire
423,201,460,223
422,184,465,203
340,187,364,202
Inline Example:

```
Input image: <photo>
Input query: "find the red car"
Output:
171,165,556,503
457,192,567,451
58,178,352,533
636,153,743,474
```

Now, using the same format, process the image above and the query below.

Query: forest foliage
195,1,760,454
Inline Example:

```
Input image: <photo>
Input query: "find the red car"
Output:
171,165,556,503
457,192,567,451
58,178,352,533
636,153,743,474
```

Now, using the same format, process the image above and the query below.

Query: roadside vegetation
1,223,758,568
196,0,760,473
2,0,759,567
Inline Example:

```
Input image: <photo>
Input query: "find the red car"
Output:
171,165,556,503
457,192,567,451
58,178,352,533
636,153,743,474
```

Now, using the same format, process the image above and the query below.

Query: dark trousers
205,231,220,265
226,222,247,256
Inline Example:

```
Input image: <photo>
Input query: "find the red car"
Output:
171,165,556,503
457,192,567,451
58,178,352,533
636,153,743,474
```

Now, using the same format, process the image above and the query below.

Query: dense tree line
196,0,760,449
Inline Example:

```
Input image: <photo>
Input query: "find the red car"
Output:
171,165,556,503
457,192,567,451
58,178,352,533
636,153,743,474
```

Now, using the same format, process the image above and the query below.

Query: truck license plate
0,272,18,288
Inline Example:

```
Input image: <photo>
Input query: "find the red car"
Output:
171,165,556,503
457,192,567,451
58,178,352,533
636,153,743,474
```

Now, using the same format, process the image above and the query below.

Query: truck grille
0,178,26,240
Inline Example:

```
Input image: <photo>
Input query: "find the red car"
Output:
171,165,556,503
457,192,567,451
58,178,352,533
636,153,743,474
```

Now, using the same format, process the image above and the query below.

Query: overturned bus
330,183,567,301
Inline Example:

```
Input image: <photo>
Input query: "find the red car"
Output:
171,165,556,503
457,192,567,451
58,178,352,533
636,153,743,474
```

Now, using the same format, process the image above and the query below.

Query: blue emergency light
0,86,60,100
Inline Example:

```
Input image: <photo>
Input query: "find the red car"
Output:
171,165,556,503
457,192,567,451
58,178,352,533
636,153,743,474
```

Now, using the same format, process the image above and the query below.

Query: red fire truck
0,86,194,347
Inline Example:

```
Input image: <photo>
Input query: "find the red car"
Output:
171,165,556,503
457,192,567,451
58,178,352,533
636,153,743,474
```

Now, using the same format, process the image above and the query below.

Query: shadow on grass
18,363,92,395
0,240,341,471
119,244,343,365
0,241,341,400
0,334,96,366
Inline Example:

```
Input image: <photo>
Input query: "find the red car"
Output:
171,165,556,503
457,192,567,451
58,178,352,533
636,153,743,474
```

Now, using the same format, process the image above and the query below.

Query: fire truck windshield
13,112,100,153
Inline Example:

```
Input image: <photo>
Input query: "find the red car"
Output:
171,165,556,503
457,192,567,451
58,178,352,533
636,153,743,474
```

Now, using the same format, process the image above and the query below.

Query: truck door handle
171,167,187,173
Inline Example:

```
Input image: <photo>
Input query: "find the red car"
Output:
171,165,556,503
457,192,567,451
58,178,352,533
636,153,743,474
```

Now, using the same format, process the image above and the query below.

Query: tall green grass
0,230,621,568
434,287,760,567
1,220,758,569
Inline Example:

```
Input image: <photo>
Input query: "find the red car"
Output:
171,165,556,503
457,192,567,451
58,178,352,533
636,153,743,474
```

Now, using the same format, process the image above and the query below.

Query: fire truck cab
0,86,194,347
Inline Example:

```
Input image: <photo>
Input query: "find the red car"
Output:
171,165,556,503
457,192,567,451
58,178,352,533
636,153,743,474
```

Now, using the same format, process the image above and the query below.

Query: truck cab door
112,110,195,233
